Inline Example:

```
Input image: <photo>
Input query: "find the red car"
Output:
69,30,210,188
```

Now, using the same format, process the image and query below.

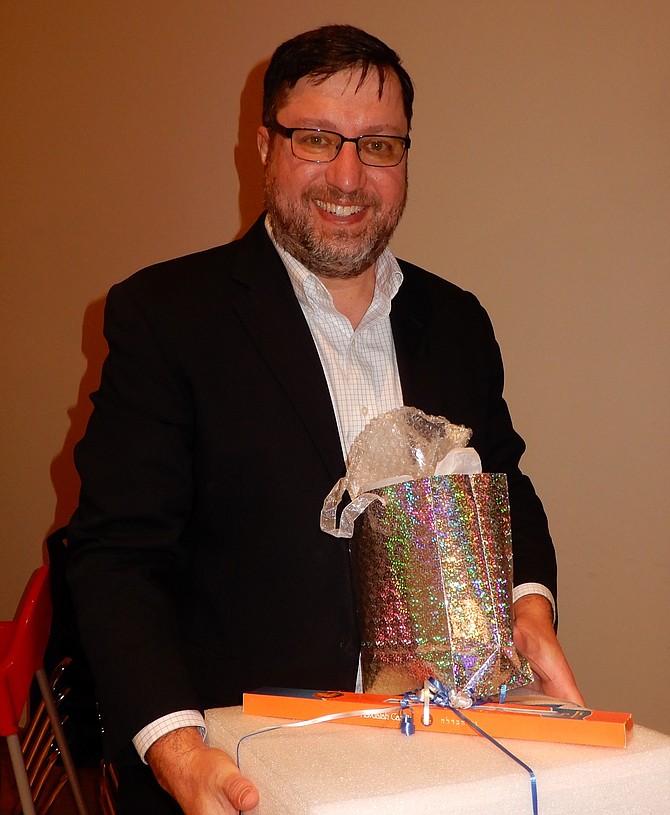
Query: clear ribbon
319,478,385,538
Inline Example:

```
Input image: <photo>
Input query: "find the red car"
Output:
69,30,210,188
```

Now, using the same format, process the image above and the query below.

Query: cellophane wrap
351,473,532,698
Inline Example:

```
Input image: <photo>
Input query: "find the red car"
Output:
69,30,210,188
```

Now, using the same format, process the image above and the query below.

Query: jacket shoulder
116,239,241,296
105,217,281,316
395,257,490,330
397,258,476,300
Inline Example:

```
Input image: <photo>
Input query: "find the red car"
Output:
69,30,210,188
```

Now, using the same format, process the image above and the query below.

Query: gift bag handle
320,478,386,538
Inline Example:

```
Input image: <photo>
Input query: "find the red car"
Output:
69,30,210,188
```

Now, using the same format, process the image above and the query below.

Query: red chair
0,565,89,815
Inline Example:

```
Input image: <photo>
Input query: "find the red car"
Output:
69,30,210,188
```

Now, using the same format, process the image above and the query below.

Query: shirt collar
264,215,403,316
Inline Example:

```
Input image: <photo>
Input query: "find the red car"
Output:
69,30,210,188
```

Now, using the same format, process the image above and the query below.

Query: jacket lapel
227,217,345,484
391,261,444,414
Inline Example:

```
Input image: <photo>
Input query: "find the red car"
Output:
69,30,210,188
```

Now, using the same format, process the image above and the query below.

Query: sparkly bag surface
321,407,532,699
349,472,531,698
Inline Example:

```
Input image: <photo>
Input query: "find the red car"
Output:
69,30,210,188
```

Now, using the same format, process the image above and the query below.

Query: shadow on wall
234,59,269,238
48,297,108,540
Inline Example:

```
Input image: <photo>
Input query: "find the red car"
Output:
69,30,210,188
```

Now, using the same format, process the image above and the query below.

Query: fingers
513,594,585,707
527,652,586,706
147,727,260,814
222,772,260,812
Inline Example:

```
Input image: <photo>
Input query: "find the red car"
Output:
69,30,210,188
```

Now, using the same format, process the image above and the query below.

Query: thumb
222,771,260,812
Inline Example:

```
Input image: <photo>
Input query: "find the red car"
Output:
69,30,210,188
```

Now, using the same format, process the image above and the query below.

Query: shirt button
361,406,368,416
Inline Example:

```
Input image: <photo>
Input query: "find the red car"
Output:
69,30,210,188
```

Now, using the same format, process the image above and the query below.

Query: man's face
257,68,408,279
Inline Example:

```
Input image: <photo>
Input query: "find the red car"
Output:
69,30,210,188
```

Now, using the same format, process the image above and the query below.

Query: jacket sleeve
67,278,201,759
392,262,558,604
472,296,558,600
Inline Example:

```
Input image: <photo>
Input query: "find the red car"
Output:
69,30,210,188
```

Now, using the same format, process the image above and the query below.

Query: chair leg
36,772,68,815
6,733,37,815
35,668,90,815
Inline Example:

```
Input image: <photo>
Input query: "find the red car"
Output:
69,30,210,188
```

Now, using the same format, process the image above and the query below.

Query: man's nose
324,141,365,192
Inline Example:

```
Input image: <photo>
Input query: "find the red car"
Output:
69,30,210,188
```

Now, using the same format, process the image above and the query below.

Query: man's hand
513,594,585,706
146,726,259,814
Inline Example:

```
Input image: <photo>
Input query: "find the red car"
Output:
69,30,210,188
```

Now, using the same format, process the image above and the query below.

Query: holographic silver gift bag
321,407,532,700
349,473,531,698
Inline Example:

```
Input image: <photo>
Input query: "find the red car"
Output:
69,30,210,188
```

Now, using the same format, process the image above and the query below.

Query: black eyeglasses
269,122,411,167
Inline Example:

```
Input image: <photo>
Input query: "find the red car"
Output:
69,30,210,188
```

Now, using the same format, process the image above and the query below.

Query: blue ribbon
399,698,415,736
418,677,539,815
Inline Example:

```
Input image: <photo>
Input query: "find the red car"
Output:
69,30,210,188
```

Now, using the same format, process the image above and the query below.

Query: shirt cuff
133,710,207,763
513,582,557,623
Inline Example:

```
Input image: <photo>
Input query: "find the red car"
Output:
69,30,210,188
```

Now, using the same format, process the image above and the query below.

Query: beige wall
2,2,669,733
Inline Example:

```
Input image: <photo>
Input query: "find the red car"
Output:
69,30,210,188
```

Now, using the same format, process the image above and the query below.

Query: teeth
315,200,364,217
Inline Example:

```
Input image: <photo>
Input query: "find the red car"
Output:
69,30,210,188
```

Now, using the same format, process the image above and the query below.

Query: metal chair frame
99,757,119,815
0,565,89,815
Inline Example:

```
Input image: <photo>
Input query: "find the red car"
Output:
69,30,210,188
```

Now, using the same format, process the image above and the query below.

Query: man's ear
257,126,270,165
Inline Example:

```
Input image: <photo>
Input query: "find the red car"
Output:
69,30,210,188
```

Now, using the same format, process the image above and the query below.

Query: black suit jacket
67,215,555,759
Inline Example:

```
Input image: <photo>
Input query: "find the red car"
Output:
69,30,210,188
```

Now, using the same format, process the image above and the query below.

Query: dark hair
263,24,414,130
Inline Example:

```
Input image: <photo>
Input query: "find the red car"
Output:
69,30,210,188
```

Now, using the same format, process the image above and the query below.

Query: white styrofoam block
205,706,670,815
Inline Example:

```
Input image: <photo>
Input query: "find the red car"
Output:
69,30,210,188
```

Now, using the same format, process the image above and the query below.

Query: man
67,24,583,814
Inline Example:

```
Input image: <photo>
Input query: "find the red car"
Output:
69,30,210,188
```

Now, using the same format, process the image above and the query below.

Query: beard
264,165,407,279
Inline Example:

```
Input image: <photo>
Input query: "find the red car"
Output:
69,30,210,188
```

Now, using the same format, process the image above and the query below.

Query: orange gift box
243,688,634,748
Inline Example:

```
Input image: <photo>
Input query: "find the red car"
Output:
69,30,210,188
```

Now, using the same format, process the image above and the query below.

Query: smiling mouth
314,199,365,217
